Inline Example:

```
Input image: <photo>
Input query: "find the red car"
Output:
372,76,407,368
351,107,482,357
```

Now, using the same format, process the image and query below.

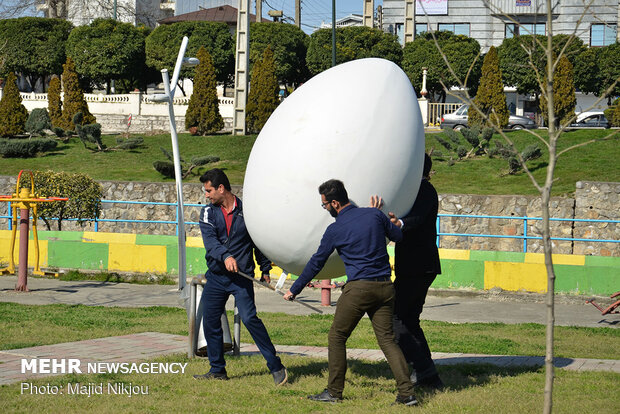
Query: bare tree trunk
542,4,556,411
541,182,556,414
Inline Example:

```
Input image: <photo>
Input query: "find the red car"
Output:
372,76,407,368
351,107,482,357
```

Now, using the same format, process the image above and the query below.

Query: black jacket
199,196,271,276
394,179,441,277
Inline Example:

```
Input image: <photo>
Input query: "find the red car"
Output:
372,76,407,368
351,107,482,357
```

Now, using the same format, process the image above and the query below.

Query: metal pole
113,0,117,20
233,300,241,355
189,280,197,358
331,0,336,67
16,207,29,292
162,67,187,291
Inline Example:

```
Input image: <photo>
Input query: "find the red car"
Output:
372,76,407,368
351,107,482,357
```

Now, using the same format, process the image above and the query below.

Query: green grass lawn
1,129,617,196
0,303,618,413
1,303,618,360
1,353,618,413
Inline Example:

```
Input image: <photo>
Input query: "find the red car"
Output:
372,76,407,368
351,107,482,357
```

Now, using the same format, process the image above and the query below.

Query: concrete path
1,276,618,328
1,333,618,385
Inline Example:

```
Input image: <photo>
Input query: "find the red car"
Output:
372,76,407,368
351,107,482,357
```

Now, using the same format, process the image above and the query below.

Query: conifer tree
541,55,576,128
47,75,63,128
469,46,509,129
59,57,95,131
185,47,224,135
0,72,28,136
246,46,279,133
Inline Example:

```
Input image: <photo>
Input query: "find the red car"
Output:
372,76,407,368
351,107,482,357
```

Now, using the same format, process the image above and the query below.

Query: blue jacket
199,196,271,277
290,205,402,295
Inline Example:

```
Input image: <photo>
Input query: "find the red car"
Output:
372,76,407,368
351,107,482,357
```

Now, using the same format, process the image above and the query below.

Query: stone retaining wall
0,176,616,256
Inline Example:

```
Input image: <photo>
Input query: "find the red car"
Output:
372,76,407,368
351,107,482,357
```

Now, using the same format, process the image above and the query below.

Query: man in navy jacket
283,179,417,406
193,168,287,385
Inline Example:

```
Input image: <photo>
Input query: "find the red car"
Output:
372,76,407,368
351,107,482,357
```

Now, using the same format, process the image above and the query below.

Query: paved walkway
1,276,618,327
1,332,618,385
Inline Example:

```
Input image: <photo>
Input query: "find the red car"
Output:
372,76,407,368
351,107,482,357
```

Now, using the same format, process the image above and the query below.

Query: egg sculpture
243,58,425,279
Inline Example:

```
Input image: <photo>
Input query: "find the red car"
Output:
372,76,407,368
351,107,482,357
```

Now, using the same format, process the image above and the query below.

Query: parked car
570,112,610,128
440,104,537,130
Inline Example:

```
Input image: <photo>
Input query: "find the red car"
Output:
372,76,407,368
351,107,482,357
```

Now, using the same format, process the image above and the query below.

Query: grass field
1,129,618,196
2,303,618,360
1,353,618,413
0,303,618,413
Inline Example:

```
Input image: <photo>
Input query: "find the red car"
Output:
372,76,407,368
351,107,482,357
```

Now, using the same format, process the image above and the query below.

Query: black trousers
393,273,438,378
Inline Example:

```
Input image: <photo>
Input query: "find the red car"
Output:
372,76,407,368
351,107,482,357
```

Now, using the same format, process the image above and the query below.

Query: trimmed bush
185,47,223,135
58,57,96,131
246,46,279,133
153,160,175,178
74,112,104,151
541,55,576,128
0,72,29,136
32,170,102,231
0,137,57,158
48,76,62,127
25,108,52,135
604,97,620,127
469,47,509,129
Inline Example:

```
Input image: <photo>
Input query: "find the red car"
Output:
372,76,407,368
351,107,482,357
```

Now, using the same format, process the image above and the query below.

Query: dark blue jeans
201,271,283,374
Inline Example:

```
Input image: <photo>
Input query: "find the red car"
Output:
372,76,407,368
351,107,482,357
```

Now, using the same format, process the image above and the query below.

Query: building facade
37,0,173,27
382,0,619,50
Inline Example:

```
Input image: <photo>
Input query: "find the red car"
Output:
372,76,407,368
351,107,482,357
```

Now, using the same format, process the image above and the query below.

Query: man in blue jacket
193,168,287,385
283,179,417,406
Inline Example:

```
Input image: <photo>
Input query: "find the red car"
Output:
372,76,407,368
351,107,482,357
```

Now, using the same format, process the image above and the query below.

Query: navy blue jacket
199,196,271,277
290,205,402,295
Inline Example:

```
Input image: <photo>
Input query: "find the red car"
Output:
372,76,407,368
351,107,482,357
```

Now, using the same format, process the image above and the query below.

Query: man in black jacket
386,153,444,390
193,168,287,386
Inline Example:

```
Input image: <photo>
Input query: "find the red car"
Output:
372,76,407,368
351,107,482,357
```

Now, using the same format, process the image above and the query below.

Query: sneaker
272,367,288,386
414,374,444,391
394,394,419,406
193,371,229,381
308,388,342,403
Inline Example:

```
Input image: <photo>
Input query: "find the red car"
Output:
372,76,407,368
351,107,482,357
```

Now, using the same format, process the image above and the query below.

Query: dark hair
423,153,432,178
318,179,349,204
199,168,231,191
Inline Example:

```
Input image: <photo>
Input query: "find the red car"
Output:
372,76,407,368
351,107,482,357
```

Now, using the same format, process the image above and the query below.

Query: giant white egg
243,58,425,279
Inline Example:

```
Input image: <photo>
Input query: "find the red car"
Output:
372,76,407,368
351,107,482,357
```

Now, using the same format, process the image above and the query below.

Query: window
395,23,405,45
415,23,428,36
505,23,546,38
591,24,617,47
437,23,470,36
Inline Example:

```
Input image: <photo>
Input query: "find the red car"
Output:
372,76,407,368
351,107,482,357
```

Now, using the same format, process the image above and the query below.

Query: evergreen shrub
25,108,52,135
58,57,96,130
47,76,63,127
0,137,57,158
0,72,29,136
469,46,509,128
185,47,223,135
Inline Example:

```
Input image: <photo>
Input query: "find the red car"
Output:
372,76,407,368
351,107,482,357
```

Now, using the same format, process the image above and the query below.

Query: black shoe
414,374,444,390
308,389,342,403
394,394,419,406
272,367,288,386
193,371,229,381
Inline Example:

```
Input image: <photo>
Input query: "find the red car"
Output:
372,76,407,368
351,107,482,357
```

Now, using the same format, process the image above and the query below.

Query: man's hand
388,212,402,227
224,256,238,273
369,195,383,209
260,274,271,284
282,290,296,301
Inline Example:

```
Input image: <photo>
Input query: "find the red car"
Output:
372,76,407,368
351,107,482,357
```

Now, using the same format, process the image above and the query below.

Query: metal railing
437,214,620,253
2,200,619,253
